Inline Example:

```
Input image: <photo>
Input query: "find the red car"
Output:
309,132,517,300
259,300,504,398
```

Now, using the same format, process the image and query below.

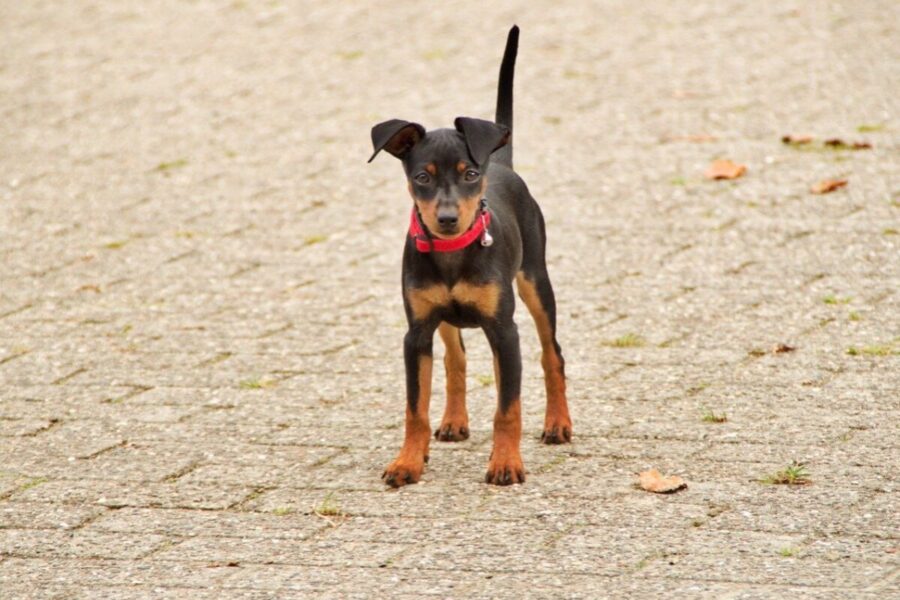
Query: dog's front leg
382,323,436,487
484,321,525,485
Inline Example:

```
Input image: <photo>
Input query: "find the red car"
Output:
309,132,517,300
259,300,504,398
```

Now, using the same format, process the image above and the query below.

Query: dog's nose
437,213,458,228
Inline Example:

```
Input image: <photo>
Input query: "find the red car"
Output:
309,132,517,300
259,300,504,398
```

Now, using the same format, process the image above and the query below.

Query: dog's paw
434,421,469,442
485,452,525,486
382,456,425,488
541,418,573,445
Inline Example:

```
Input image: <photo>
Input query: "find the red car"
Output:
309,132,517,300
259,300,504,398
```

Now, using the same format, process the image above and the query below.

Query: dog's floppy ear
368,119,426,162
454,117,510,167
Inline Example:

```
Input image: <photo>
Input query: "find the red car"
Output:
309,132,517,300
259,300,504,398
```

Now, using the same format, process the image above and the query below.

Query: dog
369,26,571,487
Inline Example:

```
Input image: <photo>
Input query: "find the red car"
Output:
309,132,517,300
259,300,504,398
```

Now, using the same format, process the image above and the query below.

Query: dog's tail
493,25,518,168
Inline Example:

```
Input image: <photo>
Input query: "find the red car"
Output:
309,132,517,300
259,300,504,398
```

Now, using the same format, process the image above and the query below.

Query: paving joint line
51,367,88,385
19,417,62,437
0,350,30,366
160,461,202,484
0,303,34,320
78,439,128,460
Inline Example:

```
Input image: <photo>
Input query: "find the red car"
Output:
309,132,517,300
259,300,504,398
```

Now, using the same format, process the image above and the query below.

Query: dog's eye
464,169,480,182
414,172,431,185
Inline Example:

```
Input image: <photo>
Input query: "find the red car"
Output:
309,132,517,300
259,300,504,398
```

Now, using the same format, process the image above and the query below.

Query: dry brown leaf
781,134,813,145
704,159,747,180
773,343,796,353
810,179,848,194
637,469,687,494
824,138,872,150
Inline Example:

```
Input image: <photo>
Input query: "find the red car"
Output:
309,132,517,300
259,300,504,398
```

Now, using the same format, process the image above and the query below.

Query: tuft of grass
314,492,344,517
778,547,800,557
336,50,363,60
701,408,728,424
605,333,646,348
822,294,852,305
883,228,898,236
670,176,687,186
761,461,811,486
272,506,294,516
475,374,494,387
687,381,711,395
303,235,327,246
153,159,188,172
19,477,49,492
847,345,894,357
422,49,446,61
848,311,861,322
534,454,568,475
104,240,129,250
856,123,885,133
239,377,277,390
563,69,596,80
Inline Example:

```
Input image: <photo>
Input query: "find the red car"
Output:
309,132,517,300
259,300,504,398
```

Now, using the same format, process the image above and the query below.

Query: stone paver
1,1,898,598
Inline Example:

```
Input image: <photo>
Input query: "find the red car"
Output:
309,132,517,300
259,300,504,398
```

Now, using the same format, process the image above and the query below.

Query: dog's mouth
434,224,460,238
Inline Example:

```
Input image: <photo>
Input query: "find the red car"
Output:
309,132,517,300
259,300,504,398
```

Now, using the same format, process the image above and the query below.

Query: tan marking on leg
516,273,572,444
451,281,501,318
383,355,432,487
435,322,468,441
485,398,524,485
406,284,450,322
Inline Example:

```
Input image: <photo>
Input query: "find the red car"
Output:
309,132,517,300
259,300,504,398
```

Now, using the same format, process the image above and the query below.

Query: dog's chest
406,281,500,325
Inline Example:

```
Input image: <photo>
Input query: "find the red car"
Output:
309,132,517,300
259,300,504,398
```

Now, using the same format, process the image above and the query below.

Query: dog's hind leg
516,271,572,444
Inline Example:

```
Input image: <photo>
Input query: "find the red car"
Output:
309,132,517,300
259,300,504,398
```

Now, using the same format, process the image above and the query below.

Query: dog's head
369,118,509,238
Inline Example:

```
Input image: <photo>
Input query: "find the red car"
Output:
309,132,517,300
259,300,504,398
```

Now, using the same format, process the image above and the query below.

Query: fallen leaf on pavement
704,159,747,180
811,179,848,194
637,469,687,494
773,343,796,353
824,139,872,150
781,134,813,145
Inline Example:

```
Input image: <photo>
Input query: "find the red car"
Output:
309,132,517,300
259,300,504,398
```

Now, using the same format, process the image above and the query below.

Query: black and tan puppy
369,26,571,487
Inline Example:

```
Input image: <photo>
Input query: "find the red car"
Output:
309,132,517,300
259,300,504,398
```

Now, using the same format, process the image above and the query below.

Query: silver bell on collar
480,211,493,247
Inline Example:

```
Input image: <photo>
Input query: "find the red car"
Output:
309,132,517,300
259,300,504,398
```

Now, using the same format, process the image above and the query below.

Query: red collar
409,205,492,253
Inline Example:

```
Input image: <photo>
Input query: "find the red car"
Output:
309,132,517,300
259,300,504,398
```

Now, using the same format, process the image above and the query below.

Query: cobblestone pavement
2,1,898,598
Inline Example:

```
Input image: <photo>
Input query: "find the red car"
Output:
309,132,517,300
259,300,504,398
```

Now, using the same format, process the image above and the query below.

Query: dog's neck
428,250,469,286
